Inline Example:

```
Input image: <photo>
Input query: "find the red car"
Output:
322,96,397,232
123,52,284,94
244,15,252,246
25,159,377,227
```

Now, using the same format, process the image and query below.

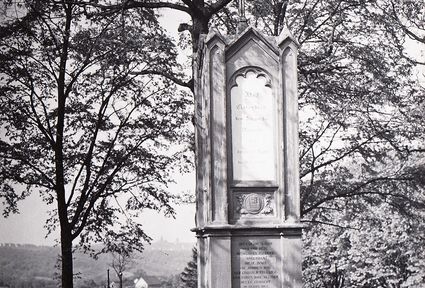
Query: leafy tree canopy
0,0,192,287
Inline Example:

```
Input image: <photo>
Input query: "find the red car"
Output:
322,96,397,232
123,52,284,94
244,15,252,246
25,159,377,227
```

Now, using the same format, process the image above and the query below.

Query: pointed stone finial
277,23,299,47
205,28,226,46
237,0,248,34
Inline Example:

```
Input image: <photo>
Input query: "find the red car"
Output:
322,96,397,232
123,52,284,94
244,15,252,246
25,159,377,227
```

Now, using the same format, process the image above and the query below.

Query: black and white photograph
0,0,424,287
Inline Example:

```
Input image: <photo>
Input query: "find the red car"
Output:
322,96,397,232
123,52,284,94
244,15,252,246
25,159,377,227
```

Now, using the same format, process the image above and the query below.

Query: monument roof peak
226,25,278,57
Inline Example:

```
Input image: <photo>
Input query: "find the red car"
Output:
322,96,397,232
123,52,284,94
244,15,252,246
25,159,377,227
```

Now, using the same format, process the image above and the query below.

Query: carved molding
228,66,272,90
234,193,274,217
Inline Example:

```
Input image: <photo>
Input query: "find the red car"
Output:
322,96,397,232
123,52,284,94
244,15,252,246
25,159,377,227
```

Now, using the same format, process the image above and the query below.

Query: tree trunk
191,14,209,52
61,228,74,288
57,3,73,287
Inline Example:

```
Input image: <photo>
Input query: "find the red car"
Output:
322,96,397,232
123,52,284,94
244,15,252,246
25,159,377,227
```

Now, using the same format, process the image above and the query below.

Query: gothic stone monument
193,25,302,288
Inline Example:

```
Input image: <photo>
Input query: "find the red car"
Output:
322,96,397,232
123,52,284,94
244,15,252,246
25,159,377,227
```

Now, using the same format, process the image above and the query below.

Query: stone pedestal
193,26,302,288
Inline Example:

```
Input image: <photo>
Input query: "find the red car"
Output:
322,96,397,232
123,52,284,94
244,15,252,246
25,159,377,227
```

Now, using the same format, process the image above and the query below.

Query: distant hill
0,241,194,288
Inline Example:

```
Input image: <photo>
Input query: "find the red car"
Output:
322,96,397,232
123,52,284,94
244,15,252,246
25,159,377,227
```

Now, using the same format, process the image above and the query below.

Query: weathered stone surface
232,237,280,288
194,26,302,288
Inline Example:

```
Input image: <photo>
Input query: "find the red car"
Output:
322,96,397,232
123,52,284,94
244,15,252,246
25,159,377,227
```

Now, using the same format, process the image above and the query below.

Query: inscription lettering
231,71,277,182
232,239,280,288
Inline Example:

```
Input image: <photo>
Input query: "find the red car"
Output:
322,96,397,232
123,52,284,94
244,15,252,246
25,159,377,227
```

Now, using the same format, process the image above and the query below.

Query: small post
107,268,110,288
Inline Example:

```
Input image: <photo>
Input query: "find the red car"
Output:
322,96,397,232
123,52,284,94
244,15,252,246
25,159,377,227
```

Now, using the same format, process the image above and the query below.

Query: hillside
0,241,194,288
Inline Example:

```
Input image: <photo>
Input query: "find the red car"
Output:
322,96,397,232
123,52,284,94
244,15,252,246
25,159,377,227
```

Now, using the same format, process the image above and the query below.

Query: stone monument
192,16,302,288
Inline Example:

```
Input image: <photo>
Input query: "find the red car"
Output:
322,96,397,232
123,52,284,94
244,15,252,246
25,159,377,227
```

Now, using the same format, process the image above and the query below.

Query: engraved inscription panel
232,237,280,288
231,70,277,182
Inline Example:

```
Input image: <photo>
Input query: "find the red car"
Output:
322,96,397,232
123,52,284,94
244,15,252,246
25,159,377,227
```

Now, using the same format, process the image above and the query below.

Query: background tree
0,1,191,288
179,247,197,288
110,243,132,288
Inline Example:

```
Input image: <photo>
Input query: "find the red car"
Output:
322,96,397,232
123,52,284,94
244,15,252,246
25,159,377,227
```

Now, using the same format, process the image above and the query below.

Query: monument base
194,225,302,288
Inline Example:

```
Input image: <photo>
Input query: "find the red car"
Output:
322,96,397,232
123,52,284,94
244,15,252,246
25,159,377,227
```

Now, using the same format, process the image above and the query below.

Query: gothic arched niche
229,67,277,183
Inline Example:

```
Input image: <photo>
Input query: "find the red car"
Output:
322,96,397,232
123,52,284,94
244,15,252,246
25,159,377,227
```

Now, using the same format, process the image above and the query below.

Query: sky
0,8,196,246
0,172,196,245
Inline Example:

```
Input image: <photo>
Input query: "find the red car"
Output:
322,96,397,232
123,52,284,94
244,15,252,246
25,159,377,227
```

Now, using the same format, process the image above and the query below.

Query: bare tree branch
76,0,191,15
302,176,419,216
130,70,193,91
